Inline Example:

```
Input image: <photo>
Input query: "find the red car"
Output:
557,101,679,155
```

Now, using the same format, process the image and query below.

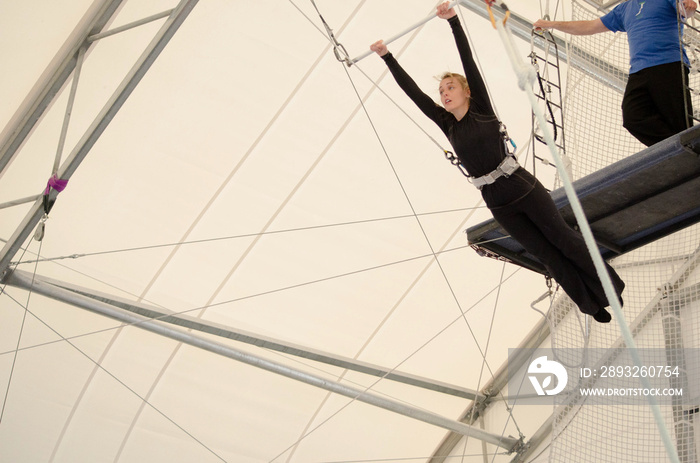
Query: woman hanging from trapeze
370,1,625,323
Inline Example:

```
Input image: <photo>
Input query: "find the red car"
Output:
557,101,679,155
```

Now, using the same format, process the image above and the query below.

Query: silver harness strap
470,155,520,190
443,123,519,187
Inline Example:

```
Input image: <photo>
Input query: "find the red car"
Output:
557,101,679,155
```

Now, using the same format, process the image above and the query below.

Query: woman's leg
491,184,624,317
491,202,602,316
521,184,625,303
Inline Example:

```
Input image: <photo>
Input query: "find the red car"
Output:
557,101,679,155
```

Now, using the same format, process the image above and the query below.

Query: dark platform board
466,125,700,276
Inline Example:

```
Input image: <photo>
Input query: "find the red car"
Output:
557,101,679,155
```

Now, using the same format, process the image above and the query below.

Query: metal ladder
529,28,566,181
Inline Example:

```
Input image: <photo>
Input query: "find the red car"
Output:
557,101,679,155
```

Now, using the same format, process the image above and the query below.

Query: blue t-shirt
601,0,688,73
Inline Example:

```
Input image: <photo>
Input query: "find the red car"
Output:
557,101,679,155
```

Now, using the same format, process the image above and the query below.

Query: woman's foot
592,307,612,323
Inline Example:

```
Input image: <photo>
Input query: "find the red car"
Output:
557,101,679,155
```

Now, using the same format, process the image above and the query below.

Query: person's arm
370,40,449,128
533,18,609,35
681,0,698,18
443,10,493,114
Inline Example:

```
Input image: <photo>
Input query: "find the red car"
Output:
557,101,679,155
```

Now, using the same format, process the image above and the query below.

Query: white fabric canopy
0,1,561,461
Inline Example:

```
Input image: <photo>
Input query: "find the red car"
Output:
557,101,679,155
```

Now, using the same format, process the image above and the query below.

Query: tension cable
309,0,351,65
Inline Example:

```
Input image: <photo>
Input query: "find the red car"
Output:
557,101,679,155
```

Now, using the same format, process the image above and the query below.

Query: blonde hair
438,72,469,91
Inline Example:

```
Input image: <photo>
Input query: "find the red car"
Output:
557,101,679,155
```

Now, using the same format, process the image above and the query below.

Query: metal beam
611,246,700,352
460,0,627,93
661,286,699,463
509,415,554,463
0,268,519,451
87,9,175,42
430,257,698,463
504,248,700,463
429,307,551,462
0,0,124,178
543,246,700,460
3,269,484,402
0,0,200,274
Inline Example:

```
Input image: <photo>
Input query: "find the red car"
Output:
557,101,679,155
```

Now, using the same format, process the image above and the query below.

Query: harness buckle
471,156,520,190
500,155,519,176
481,173,497,185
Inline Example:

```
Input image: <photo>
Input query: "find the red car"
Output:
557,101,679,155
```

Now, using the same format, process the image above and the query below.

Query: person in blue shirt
535,0,697,147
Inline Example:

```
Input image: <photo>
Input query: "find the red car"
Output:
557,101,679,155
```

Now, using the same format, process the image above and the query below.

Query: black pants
490,182,625,316
622,61,693,147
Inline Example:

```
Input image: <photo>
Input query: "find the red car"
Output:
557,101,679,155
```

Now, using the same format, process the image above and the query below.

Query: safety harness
446,122,519,190
470,154,520,189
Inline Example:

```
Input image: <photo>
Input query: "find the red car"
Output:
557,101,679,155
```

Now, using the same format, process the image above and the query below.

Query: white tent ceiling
0,1,572,461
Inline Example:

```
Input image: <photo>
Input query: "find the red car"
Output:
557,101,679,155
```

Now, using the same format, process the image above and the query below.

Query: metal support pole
1,268,519,451
0,195,42,211
662,295,698,463
505,254,700,463
428,312,551,462
88,9,176,42
508,415,555,462
3,269,484,402
0,0,200,274
0,0,125,178
462,0,626,92
53,45,86,175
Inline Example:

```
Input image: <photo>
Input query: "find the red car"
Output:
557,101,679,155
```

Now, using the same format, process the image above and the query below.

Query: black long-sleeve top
380,15,537,208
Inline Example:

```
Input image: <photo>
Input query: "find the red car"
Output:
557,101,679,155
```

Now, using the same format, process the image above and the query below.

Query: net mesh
544,2,700,462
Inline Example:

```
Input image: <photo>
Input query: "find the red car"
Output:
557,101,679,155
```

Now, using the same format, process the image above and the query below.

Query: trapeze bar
467,125,700,276
349,0,460,65
0,268,519,451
